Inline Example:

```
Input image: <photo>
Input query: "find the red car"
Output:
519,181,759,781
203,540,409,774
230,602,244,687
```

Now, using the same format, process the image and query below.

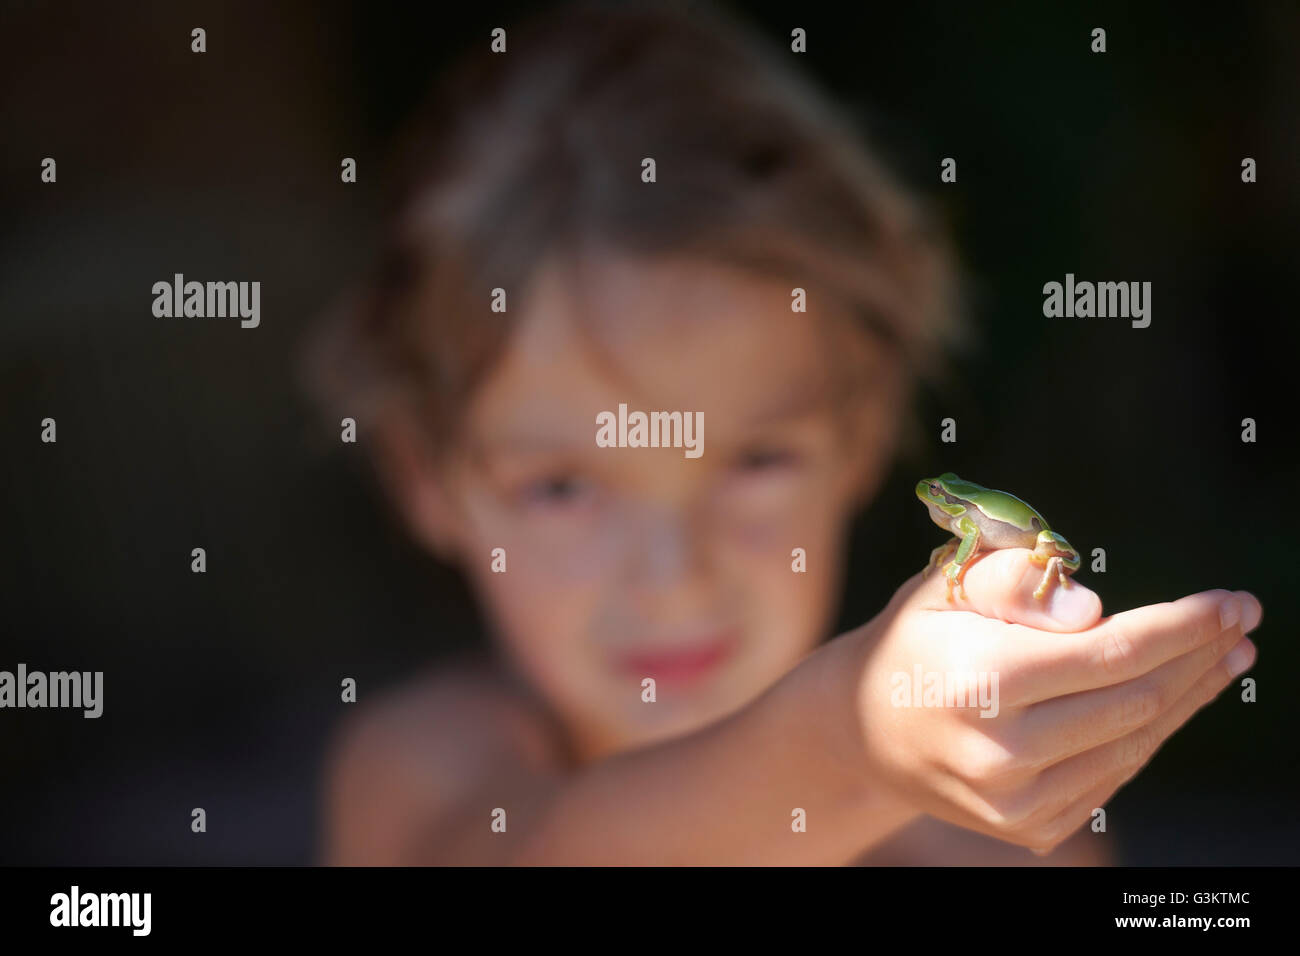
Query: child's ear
371,407,465,563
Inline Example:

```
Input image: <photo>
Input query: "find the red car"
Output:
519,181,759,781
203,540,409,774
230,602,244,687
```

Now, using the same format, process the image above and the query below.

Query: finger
995,589,1261,707
1006,615,1252,768
915,548,1102,632
1017,635,1256,821
1025,775,1117,856
888,628,1251,854
1006,626,1253,846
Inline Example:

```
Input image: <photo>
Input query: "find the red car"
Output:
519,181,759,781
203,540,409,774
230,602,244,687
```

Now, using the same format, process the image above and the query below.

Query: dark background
1,0,1296,864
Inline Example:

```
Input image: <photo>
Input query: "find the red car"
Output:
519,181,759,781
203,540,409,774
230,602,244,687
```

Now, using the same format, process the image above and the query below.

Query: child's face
409,250,902,761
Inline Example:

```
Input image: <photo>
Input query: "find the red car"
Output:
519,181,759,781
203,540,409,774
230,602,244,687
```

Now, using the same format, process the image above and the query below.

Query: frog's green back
943,473,1051,531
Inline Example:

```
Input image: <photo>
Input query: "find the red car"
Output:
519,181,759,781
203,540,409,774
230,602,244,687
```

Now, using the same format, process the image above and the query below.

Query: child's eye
734,447,800,472
517,474,595,508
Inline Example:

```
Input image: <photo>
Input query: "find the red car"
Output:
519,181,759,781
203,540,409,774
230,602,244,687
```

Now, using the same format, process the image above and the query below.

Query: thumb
920,547,1102,631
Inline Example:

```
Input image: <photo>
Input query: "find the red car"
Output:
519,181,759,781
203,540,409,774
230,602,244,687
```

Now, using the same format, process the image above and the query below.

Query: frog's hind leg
1031,556,1066,600
1028,531,1077,600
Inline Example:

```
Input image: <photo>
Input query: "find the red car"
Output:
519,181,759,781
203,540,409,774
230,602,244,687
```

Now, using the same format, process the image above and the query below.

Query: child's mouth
613,633,739,686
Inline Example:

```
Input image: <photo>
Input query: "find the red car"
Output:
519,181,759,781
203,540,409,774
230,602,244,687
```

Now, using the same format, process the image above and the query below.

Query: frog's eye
928,483,939,494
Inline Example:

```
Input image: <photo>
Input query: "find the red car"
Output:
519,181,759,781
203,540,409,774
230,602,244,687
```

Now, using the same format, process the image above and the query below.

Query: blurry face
417,250,901,762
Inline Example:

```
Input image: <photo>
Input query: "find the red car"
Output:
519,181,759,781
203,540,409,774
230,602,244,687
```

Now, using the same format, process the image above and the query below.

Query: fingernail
1224,639,1255,677
1238,594,1262,634
1218,597,1240,632
1048,585,1095,627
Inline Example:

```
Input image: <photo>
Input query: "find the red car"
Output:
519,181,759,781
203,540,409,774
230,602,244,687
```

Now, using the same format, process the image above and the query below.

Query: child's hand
850,549,1260,856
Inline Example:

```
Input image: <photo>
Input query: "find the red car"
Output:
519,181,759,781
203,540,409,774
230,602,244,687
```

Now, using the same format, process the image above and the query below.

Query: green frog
916,473,1081,601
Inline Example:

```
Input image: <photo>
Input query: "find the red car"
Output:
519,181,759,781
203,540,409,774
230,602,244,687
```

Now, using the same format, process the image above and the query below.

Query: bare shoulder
335,654,566,771
321,654,567,864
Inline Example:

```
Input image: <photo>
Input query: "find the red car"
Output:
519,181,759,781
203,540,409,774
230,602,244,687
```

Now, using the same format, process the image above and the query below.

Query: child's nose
625,502,709,588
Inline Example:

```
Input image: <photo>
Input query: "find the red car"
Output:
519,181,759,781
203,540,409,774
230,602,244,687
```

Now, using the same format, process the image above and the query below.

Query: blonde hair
299,0,964,460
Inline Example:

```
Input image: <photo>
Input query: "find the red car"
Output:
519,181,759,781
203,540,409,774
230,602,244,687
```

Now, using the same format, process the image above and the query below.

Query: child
301,0,1260,865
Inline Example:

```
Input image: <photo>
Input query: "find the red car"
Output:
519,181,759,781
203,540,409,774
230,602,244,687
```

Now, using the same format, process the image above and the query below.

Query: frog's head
915,472,966,527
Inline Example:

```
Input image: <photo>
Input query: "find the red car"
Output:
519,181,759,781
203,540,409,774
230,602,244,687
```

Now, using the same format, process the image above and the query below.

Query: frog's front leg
1028,531,1081,600
942,517,982,601
925,537,960,578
